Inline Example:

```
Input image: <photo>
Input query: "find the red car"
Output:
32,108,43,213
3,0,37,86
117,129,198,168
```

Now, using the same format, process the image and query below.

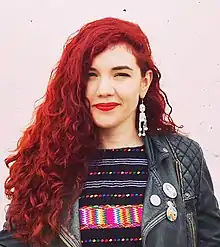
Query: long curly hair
4,17,182,245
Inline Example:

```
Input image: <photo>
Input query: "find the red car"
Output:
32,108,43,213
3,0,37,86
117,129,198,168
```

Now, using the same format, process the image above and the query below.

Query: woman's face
86,44,152,131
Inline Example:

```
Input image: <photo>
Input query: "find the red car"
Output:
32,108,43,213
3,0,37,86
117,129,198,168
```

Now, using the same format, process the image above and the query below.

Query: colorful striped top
79,145,149,247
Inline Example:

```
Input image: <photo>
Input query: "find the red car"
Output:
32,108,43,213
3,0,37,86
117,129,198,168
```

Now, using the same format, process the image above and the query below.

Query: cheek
119,84,140,103
85,84,94,102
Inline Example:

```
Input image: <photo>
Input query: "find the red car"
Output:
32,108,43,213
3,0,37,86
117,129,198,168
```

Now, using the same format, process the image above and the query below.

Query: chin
95,123,118,130
94,119,120,130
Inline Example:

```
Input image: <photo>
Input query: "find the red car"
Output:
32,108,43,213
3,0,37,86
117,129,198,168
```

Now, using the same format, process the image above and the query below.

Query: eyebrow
89,66,133,71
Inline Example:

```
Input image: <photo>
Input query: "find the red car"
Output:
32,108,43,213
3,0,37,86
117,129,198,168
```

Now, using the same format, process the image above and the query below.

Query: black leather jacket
1,133,220,246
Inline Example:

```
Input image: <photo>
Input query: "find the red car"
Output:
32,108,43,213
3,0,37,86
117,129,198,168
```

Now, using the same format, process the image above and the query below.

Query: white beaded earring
138,98,148,137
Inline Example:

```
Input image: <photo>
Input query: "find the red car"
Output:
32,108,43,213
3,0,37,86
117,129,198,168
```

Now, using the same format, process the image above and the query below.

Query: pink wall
0,0,220,227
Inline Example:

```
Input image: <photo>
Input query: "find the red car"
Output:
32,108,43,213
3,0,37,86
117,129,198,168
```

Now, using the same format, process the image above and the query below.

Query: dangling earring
138,98,148,137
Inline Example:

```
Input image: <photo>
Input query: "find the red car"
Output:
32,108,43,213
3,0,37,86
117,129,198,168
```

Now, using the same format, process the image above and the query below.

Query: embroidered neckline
100,145,145,152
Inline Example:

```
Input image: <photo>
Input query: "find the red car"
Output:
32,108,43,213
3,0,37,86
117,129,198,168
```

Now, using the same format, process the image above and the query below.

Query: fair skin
86,44,153,149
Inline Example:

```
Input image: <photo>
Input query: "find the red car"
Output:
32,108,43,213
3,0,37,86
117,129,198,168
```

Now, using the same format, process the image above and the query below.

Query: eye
115,73,130,77
88,72,97,77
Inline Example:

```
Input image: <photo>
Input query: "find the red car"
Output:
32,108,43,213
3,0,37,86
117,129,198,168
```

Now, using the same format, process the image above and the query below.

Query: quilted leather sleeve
165,133,220,246
196,145,220,246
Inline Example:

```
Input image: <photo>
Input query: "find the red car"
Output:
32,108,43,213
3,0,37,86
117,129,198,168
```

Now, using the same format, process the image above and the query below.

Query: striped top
79,145,149,247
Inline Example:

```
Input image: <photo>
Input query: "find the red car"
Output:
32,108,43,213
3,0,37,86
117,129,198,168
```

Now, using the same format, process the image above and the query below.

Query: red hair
4,17,182,245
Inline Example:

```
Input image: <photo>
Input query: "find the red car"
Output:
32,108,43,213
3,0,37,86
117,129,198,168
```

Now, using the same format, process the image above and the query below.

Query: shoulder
164,132,203,162
149,132,204,168
162,132,205,184
162,133,206,200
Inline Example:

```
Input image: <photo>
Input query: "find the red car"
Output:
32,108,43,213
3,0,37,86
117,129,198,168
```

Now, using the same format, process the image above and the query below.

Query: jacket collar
143,134,170,167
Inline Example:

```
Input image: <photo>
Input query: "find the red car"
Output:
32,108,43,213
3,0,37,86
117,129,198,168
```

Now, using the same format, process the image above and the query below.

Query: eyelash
88,73,130,77
115,73,130,77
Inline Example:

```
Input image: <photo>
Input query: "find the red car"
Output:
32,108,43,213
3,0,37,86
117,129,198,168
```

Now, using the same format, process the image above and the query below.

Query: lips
94,103,120,111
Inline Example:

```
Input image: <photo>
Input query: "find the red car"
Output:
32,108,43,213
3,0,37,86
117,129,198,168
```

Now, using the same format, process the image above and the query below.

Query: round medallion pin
163,182,177,199
150,195,161,206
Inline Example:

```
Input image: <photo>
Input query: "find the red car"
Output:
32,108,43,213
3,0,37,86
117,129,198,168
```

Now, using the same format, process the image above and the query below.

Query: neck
98,125,144,149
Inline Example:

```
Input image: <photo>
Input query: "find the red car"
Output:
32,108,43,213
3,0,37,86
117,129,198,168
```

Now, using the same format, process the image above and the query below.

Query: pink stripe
79,204,143,230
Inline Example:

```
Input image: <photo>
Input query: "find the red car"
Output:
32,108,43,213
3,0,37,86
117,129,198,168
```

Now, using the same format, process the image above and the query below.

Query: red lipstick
94,103,119,111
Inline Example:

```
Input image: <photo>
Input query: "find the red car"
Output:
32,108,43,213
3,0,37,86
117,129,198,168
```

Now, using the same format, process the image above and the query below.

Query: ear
140,69,153,98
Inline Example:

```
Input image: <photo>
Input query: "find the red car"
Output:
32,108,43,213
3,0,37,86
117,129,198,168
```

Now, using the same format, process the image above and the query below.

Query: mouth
94,103,120,112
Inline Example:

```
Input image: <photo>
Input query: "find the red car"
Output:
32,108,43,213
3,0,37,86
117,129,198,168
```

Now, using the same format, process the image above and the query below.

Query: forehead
91,45,138,70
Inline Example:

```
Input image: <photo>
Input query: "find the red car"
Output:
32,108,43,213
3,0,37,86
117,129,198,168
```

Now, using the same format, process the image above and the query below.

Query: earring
138,98,148,137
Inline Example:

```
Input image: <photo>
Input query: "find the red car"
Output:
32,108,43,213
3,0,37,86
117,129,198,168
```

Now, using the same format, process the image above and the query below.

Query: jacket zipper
187,213,196,247
175,159,184,198
142,211,166,245
164,136,184,198
59,233,74,247
58,226,81,247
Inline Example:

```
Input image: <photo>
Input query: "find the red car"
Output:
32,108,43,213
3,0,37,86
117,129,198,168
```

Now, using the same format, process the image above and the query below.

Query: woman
0,17,220,247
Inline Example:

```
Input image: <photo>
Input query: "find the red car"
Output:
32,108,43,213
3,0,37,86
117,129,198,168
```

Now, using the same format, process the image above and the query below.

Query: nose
96,77,115,96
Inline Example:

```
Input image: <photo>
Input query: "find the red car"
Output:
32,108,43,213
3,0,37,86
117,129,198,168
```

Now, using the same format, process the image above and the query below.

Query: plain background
0,0,220,228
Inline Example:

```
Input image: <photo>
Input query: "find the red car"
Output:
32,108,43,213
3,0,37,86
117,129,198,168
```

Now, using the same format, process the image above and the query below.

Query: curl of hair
4,17,183,245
